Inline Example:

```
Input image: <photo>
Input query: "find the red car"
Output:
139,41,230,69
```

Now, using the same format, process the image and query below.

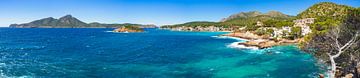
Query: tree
303,8,360,78
326,27,359,78
245,25,259,31
266,29,274,35
286,27,302,40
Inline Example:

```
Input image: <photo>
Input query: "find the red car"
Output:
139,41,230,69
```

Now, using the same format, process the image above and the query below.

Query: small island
113,26,144,33
9,15,157,28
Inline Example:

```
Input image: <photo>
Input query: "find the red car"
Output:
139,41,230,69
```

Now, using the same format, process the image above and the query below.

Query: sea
0,28,324,78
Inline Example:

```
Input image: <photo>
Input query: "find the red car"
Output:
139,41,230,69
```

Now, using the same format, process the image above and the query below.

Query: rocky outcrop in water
113,26,144,32
223,31,300,49
161,26,236,32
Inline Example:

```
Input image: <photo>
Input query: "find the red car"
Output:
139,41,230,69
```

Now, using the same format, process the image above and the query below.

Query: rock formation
113,26,144,33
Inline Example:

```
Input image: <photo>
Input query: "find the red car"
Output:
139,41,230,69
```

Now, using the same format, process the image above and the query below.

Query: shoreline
221,32,300,49
159,28,233,32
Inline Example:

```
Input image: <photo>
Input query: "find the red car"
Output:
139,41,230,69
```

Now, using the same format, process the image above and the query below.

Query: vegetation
302,6,360,78
162,11,294,29
254,28,274,36
266,29,275,35
123,26,143,31
254,29,266,35
163,2,360,77
162,21,222,27
298,2,354,38
299,2,356,46
244,25,260,31
286,26,302,40
297,2,353,19
263,20,294,28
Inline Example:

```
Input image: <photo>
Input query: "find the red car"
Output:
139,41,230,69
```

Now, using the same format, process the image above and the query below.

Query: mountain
27,17,58,26
220,11,292,22
297,2,354,19
167,21,219,27
9,15,157,28
57,15,88,27
161,11,294,28
218,11,294,26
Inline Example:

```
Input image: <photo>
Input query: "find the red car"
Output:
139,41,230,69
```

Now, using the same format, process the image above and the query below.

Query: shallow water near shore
0,28,322,78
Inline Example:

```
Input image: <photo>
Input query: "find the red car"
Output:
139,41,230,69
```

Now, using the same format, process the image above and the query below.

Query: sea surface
0,28,323,78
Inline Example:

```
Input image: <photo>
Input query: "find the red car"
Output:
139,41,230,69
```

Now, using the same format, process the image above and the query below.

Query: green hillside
163,11,294,28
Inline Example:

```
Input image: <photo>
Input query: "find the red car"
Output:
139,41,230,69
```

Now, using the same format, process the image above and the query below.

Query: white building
293,18,315,36
272,26,291,38
256,21,264,26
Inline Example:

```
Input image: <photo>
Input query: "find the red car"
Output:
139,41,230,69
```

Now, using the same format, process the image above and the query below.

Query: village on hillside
161,17,315,49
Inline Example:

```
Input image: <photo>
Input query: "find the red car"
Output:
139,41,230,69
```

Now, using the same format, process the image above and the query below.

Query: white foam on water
0,75,33,78
105,31,146,33
211,36,248,41
226,42,288,54
104,31,113,32
0,63,33,78
226,42,259,50
213,35,261,51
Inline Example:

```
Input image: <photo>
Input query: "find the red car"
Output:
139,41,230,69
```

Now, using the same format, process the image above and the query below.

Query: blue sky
0,0,359,27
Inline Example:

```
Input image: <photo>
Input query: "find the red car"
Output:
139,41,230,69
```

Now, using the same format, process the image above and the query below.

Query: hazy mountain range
9,15,156,28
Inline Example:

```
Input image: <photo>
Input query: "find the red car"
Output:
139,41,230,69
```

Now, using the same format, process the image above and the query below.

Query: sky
0,0,359,27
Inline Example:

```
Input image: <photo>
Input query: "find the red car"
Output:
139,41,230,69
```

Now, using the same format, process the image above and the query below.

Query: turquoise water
0,28,321,78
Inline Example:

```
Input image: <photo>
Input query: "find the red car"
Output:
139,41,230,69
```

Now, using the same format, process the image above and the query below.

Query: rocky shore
113,26,144,33
223,32,300,49
161,26,236,32
162,26,300,49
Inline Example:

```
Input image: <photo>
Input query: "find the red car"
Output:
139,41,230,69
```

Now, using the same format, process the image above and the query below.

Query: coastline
221,31,300,49
159,28,233,32
0,28,323,77
161,27,300,49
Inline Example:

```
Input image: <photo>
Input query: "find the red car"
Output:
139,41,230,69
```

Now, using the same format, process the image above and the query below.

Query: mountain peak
59,15,75,19
57,15,87,26
248,11,261,14
266,11,289,17
63,14,73,17
267,11,281,14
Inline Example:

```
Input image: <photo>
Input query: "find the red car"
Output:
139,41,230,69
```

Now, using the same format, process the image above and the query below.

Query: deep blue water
0,28,322,78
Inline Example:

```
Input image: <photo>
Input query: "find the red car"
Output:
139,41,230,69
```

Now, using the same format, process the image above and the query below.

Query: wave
211,36,248,41
215,35,285,54
227,42,259,50
0,62,33,78
104,31,129,33
104,31,146,33
104,31,114,33
213,35,258,50
0,75,32,78
227,42,287,54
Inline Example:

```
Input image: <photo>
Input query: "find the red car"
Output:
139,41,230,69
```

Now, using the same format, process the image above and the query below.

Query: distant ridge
220,11,292,22
162,10,294,27
9,15,157,28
